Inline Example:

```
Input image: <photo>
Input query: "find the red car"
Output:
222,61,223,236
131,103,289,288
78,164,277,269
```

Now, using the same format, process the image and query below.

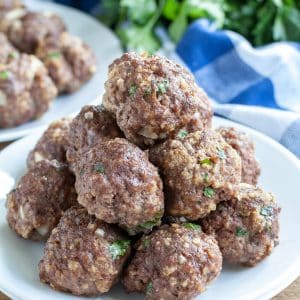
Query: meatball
149,130,242,220
39,206,131,296
68,105,121,151
122,223,222,299
1,11,66,53
103,52,213,148
202,183,280,266
0,53,57,128
217,126,260,185
72,138,164,235
27,118,72,168
0,32,19,64
35,32,97,93
6,160,77,241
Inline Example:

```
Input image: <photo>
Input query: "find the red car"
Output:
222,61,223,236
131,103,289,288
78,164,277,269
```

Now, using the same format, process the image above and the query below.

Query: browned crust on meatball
103,52,213,148
35,32,97,93
6,160,77,241
217,126,260,185
149,130,242,220
72,138,164,234
27,118,72,168
2,11,66,53
0,53,57,128
39,206,131,296
201,183,280,267
122,223,222,300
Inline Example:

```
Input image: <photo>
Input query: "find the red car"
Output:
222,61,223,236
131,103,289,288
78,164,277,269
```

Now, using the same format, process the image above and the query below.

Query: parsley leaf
0,71,10,80
129,84,137,96
200,158,212,166
94,164,105,174
47,51,61,59
203,186,215,198
177,129,188,139
260,206,273,217
236,227,248,237
157,79,169,94
183,222,201,230
145,281,153,295
139,212,162,230
109,240,131,260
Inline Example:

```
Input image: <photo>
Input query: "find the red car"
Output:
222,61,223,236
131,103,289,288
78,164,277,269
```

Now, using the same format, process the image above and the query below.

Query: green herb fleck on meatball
94,164,105,174
129,84,137,96
203,187,215,198
177,129,188,139
157,79,169,94
200,158,212,166
183,223,201,230
47,51,61,59
0,70,10,80
236,227,248,237
109,240,130,260
145,281,153,295
260,206,273,217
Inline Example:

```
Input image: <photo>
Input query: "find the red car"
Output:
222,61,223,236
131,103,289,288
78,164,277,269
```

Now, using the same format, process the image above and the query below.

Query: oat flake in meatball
103,52,213,148
6,160,77,241
35,32,97,93
217,126,260,185
73,138,164,235
122,223,222,300
202,183,280,267
1,11,66,53
39,206,131,296
0,54,57,128
150,130,242,220
27,118,72,168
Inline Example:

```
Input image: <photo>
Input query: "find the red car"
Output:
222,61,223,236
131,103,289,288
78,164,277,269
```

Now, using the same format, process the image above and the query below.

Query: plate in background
0,0,122,142
0,117,300,300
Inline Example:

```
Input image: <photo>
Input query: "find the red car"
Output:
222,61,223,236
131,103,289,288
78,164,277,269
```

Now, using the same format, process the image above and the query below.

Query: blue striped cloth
53,1,300,158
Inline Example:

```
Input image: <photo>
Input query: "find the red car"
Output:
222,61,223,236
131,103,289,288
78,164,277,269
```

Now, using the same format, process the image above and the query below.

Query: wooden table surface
0,142,299,300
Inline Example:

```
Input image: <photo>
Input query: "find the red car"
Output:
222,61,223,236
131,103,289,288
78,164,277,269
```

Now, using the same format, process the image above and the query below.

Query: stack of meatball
0,0,96,128
6,52,280,300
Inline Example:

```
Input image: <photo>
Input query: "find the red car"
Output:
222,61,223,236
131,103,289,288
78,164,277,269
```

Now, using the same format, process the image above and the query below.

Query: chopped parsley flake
109,240,130,260
203,173,209,182
143,88,151,97
145,281,153,295
8,52,17,59
157,79,169,94
0,70,10,80
177,129,188,139
143,238,150,247
183,223,201,230
236,227,248,237
139,213,162,230
94,164,105,174
203,187,215,198
217,148,226,160
129,84,137,96
260,206,273,217
200,158,212,166
47,51,61,59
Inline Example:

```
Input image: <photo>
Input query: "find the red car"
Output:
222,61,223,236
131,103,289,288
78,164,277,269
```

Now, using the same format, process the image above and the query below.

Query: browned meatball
39,206,131,296
0,54,57,128
217,126,260,185
150,130,242,220
72,138,164,235
202,183,280,267
68,105,122,151
1,11,66,53
27,118,72,168
103,52,213,148
122,223,222,299
0,32,19,64
35,32,97,93
6,160,77,241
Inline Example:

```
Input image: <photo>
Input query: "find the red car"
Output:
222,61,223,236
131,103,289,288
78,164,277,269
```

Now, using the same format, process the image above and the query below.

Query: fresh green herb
109,240,131,260
129,84,137,96
183,222,201,230
200,158,212,166
143,238,150,247
145,281,153,295
203,186,215,198
236,227,248,237
94,164,105,174
157,79,169,94
144,87,152,97
203,173,209,183
260,206,273,217
8,52,17,59
79,169,85,176
177,129,188,139
47,51,61,59
217,148,226,160
139,212,162,230
0,70,10,80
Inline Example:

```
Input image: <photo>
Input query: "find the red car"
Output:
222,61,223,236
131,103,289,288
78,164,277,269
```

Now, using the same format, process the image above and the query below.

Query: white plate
0,0,122,142
0,117,300,300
